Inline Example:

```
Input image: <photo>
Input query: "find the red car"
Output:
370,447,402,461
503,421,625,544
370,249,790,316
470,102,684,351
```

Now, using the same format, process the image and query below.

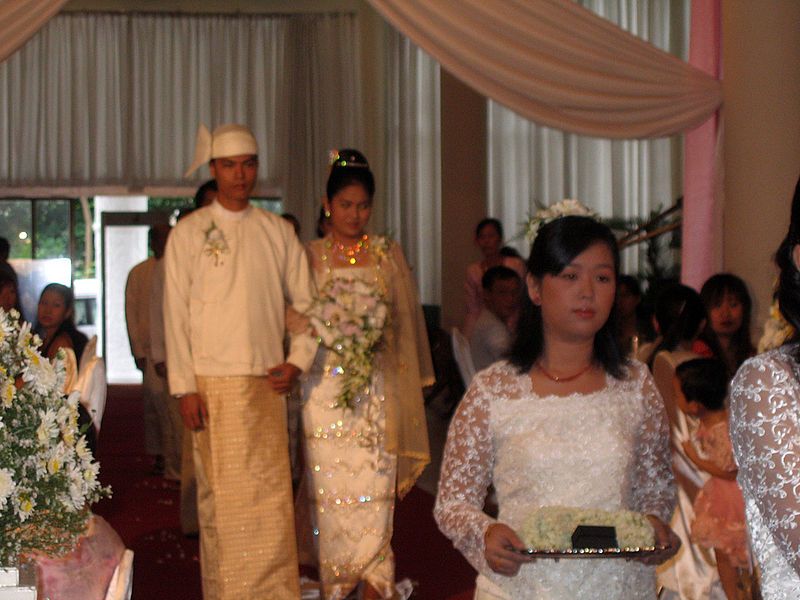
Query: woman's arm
730,354,800,576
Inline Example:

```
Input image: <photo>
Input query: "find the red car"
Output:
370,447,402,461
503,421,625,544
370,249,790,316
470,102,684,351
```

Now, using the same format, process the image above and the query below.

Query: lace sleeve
434,373,495,574
628,365,677,523
730,354,800,575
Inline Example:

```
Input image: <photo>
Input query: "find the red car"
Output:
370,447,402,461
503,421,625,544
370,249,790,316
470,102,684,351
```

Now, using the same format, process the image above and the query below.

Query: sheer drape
488,0,687,274
0,0,65,63
0,11,360,208
368,0,719,139
282,14,363,238
385,28,441,305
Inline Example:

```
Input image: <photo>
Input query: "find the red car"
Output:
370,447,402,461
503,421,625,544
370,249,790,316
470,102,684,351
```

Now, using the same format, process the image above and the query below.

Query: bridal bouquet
309,277,389,410
524,199,598,243
0,308,109,565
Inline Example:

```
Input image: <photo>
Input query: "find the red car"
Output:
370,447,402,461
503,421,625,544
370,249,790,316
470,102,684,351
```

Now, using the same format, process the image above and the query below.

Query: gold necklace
536,361,594,383
326,234,370,265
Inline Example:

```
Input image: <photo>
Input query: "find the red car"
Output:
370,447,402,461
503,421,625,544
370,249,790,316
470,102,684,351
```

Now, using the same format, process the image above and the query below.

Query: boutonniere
203,221,229,266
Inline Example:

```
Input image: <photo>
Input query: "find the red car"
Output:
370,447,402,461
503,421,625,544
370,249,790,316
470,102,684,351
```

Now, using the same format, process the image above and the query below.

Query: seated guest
615,274,645,357
0,271,22,317
463,218,526,337
469,266,521,372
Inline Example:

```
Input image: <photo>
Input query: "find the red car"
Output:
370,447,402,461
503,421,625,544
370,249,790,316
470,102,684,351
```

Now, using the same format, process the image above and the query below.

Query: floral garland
309,239,391,409
0,309,109,564
523,199,598,243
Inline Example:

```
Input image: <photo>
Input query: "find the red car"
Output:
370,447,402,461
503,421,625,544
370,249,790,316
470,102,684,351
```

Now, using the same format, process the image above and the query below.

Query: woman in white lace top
435,215,679,599
730,177,800,598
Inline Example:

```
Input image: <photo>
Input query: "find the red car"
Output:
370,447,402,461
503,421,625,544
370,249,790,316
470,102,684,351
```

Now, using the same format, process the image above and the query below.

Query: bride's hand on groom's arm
484,523,535,576
636,515,680,565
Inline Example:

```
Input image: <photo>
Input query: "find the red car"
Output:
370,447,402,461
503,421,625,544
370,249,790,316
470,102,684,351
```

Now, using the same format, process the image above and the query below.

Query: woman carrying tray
435,209,680,599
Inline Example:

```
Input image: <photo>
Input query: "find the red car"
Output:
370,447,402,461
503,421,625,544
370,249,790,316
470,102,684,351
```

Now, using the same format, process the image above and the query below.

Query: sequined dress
434,360,676,599
301,237,433,600
730,346,800,598
303,265,397,599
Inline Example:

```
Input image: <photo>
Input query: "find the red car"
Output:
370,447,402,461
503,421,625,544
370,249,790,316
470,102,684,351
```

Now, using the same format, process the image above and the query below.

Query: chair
104,549,134,600
74,355,107,434
450,328,476,387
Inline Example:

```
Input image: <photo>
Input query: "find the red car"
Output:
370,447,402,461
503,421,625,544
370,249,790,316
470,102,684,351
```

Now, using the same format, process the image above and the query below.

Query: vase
0,565,36,599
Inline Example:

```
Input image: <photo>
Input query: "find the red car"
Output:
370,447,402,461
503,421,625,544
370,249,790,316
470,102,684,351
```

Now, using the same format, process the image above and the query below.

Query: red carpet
92,385,475,599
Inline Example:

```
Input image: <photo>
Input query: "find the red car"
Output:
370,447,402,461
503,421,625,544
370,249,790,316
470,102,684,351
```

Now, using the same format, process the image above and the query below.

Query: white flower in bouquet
524,199,598,243
0,308,110,565
309,275,389,410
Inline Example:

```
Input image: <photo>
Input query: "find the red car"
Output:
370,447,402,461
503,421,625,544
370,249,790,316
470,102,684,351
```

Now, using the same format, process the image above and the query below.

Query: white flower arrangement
524,199,598,243
203,220,229,266
0,308,109,565
309,276,389,410
521,506,655,551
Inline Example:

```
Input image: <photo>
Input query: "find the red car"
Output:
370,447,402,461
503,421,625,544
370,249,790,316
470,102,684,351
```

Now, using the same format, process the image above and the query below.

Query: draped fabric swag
0,0,65,63
367,0,721,139
487,0,686,275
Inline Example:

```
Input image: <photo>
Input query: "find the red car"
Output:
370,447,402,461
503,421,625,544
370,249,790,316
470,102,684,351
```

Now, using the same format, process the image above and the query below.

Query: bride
301,149,434,599
435,212,680,599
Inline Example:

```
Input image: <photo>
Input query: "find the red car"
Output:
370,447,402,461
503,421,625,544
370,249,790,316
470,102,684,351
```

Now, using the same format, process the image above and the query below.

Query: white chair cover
74,355,107,433
451,327,476,387
103,549,133,600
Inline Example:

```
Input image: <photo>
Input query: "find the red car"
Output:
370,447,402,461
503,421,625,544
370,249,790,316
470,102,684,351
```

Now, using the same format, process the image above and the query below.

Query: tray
514,546,667,559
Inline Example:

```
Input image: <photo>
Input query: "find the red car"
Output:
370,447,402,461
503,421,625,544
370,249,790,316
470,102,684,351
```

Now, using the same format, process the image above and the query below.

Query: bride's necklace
536,361,594,383
326,234,370,265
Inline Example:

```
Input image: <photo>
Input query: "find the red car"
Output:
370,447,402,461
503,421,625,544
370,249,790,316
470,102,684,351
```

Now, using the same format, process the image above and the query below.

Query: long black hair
646,283,709,367
37,283,89,361
698,273,754,373
776,176,800,362
509,215,626,378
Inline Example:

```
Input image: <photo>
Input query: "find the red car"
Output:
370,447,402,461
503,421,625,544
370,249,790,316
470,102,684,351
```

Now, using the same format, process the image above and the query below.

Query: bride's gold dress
301,237,433,599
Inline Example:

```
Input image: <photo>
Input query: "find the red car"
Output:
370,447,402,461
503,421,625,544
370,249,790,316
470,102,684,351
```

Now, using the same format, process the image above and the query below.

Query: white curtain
384,27,441,305
0,11,361,218
0,0,65,63
368,0,719,139
488,0,688,274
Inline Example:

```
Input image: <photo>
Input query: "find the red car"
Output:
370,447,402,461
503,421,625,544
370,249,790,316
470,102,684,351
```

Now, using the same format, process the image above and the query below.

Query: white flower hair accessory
524,199,598,243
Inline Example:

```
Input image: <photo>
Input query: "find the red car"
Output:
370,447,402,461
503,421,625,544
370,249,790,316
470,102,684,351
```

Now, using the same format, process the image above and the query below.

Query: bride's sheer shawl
305,237,434,498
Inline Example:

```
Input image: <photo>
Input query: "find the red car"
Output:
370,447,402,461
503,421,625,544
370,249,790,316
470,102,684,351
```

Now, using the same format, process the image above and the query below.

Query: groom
164,123,317,599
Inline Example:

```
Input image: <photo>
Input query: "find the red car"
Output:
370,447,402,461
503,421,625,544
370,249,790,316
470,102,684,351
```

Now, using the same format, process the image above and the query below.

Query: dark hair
647,284,708,366
281,213,301,236
326,149,375,200
509,216,625,378
37,283,89,360
316,205,329,238
675,358,729,412
499,246,523,260
617,274,642,298
194,179,217,209
475,218,503,239
698,273,754,373
481,265,520,290
0,271,22,318
776,176,800,362
0,237,9,259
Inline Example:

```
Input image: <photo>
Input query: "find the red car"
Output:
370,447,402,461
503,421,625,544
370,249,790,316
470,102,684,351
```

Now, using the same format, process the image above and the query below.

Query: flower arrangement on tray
521,506,655,552
309,277,389,410
0,308,109,565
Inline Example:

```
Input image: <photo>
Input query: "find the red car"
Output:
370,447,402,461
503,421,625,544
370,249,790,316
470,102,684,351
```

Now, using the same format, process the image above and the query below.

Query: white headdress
184,123,259,178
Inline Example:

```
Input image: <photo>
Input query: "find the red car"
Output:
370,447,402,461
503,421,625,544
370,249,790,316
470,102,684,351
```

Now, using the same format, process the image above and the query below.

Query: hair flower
524,199,598,243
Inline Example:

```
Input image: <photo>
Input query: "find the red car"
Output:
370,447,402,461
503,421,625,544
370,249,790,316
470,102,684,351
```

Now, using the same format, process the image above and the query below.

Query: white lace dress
434,360,676,599
730,346,800,598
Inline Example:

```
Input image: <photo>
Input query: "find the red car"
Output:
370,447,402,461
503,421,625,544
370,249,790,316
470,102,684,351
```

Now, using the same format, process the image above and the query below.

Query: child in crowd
675,358,749,600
